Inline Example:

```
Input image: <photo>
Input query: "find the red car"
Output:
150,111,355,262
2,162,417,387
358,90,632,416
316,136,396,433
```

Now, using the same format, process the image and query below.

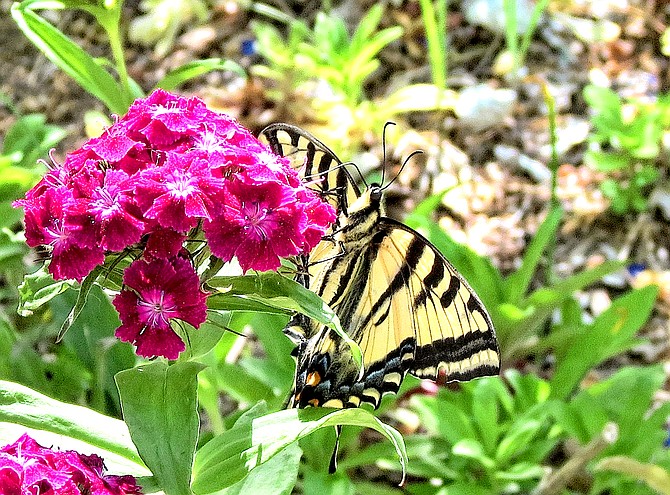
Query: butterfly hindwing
291,217,499,409
260,123,501,410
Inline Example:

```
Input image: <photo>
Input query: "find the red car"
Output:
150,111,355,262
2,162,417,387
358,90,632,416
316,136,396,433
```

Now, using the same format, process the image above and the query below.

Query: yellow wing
259,123,500,410
290,219,500,409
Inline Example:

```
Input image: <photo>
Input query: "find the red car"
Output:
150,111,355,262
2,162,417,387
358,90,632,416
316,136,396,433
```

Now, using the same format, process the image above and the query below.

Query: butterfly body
261,124,500,410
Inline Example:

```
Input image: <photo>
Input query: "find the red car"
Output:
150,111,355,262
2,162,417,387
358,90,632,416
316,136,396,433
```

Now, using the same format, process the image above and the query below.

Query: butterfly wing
290,219,500,409
260,123,500,409
260,123,360,215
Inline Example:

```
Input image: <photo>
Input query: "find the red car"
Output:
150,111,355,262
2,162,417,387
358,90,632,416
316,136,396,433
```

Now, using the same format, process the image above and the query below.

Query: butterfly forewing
260,123,360,215
261,123,500,410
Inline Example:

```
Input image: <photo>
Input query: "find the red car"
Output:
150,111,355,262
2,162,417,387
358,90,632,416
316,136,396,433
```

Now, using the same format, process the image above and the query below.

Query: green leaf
221,442,301,495
57,265,102,340
116,361,204,495
11,2,127,114
192,407,407,494
526,260,625,307
2,114,66,168
495,419,545,465
17,266,74,316
452,439,495,469
56,284,135,415
584,85,622,115
157,59,246,91
207,272,361,369
550,285,658,400
411,394,478,445
495,462,546,481
0,380,143,466
504,205,563,304
584,150,631,171
302,466,355,495
470,378,501,453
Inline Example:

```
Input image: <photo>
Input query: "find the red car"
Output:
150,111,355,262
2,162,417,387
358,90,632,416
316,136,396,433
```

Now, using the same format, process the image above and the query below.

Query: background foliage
1,0,670,494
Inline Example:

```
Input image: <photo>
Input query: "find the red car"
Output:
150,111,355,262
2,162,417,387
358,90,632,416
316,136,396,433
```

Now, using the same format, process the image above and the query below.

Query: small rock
455,85,517,132
463,0,538,36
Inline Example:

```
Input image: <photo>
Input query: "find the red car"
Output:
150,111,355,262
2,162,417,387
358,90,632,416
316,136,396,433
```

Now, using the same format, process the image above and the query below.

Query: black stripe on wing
372,219,499,381
260,123,360,215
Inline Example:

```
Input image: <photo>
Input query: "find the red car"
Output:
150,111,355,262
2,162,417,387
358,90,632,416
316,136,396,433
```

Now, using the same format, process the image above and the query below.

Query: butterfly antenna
380,121,396,186
329,425,343,474
342,161,367,189
382,149,424,192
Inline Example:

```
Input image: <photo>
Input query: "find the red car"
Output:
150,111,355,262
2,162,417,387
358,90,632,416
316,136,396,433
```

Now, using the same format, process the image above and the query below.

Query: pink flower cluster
14,90,335,359
0,434,142,495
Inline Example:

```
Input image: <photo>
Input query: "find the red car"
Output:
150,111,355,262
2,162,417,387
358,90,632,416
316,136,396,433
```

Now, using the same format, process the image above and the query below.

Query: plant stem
419,0,448,91
98,6,131,108
542,81,560,286
533,423,619,495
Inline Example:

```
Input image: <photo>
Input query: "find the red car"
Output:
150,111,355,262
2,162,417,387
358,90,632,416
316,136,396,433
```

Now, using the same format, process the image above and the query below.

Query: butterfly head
369,183,383,203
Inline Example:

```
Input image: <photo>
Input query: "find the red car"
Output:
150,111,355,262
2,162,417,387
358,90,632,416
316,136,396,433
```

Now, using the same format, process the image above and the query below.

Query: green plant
405,372,556,494
584,84,670,214
0,113,66,229
128,0,208,57
502,0,551,74
253,5,403,109
551,364,670,495
11,0,243,114
418,0,448,90
251,5,460,154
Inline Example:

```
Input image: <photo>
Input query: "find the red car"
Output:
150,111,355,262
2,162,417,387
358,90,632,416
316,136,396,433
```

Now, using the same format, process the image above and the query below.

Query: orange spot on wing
306,371,321,387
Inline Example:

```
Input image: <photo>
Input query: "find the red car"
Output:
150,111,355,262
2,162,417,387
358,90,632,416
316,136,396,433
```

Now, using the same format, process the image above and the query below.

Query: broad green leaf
495,419,545,465
56,284,135,415
221,442,301,495
504,205,562,304
157,59,246,91
116,361,204,495
207,272,361,369
215,361,275,404
550,285,658,400
183,317,229,359
17,266,74,316
470,378,501,453
302,466,355,495
11,2,127,114
452,439,495,469
0,380,143,465
411,395,477,444
192,407,407,494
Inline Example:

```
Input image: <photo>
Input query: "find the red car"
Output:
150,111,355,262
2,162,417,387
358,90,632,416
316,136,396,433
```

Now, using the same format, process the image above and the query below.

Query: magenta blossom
0,433,142,495
19,187,104,282
14,89,336,359
131,151,224,232
113,256,207,359
204,179,304,272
